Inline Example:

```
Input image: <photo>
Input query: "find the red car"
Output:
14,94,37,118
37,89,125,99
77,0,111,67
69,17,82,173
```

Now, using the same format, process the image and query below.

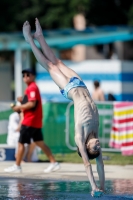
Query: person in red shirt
4,69,60,173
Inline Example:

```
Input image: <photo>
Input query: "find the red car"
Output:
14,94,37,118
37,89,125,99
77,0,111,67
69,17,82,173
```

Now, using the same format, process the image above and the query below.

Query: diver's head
86,138,100,159
77,138,100,160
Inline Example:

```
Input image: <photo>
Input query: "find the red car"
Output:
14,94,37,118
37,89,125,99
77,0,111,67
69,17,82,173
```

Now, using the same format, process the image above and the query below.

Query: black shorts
19,125,43,144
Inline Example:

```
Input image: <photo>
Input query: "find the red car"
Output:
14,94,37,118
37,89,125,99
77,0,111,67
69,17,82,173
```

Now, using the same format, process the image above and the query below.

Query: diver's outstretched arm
96,150,105,191
76,137,103,197
33,18,58,65
78,141,97,189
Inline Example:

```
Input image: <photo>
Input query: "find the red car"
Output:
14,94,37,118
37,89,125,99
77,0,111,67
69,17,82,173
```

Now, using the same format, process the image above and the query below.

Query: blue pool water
0,178,133,200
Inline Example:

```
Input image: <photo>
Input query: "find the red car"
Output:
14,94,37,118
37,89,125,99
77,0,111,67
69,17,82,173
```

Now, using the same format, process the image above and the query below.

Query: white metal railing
65,102,76,150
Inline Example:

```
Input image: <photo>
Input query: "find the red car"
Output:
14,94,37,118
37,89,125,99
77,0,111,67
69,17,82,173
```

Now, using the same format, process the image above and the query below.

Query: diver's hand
91,189,103,197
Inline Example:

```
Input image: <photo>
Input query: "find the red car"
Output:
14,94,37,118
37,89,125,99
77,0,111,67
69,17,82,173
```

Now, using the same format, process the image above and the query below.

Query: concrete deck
0,162,133,181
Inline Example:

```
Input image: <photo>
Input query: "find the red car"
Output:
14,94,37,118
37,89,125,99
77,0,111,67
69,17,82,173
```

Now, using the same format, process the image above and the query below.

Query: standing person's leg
26,142,36,162
32,128,60,173
4,125,30,173
35,141,60,173
4,142,24,173
35,141,55,163
16,125,31,166
15,142,29,163
16,143,25,165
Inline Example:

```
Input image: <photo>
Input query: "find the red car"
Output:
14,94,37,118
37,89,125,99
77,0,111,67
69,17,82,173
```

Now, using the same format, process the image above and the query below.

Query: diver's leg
23,21,69,89
34,18,82,79
33,18,57,65
23,21,50,71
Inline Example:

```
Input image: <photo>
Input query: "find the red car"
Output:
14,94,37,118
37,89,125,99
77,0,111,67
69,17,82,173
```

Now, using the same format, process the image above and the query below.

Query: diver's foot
33,18,43,40
23,21,32,43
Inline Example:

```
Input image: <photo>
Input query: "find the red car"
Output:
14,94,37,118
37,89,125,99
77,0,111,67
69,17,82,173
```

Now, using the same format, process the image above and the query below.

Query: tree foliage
0,0,90,32
128,4,133,25
0,0,133,32
88,0,133,26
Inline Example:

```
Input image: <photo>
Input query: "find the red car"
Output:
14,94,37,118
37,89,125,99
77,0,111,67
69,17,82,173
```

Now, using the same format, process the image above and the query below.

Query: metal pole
65,102,77,150
14,48,23,100
22,50,31,69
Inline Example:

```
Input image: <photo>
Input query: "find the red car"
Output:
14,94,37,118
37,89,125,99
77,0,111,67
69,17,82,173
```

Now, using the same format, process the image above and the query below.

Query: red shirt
22,82,43,128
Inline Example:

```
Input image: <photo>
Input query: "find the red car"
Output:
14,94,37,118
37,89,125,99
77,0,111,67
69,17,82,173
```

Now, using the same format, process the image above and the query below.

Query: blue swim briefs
60,77,86,99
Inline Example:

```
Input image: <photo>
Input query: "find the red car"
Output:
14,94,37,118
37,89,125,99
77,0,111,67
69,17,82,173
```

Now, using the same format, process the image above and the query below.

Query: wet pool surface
0,178,133,200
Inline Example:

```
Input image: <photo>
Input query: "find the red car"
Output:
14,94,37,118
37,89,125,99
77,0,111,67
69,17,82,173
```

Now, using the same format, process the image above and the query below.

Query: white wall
36,60,133,102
